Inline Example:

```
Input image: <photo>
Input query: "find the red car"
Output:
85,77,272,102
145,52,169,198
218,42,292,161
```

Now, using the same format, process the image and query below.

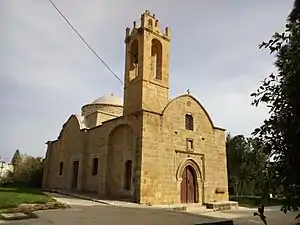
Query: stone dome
91,94,123,106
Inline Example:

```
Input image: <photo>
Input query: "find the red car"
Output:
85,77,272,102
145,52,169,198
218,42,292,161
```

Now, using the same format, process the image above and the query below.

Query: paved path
0,205,223,225
0,193,224,225
195,206,299,225
0,193,298,225
46,192,106,207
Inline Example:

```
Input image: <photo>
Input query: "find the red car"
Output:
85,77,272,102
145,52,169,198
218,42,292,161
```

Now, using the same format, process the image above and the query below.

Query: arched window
124,160,132,190
148,19,153,28
128,39,139,81
185,114,194,131
151,39,163,80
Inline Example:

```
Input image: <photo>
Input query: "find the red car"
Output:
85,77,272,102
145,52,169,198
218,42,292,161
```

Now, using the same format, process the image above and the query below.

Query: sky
0,0,295,160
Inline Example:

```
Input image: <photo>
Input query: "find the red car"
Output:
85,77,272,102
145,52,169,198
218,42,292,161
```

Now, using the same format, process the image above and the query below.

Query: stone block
1,212,28,220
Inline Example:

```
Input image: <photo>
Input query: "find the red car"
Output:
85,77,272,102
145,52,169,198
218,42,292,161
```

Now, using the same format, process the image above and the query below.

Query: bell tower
123,10,171,115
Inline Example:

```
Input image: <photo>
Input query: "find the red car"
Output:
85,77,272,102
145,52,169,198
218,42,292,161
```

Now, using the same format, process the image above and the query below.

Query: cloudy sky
0,0,294,160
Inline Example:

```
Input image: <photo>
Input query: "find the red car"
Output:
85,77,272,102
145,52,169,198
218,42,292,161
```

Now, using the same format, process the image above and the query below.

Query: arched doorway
106,124,134,196
180,165,197,203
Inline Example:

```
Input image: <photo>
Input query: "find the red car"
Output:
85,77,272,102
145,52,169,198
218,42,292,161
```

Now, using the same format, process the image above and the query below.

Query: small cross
187,89,191,95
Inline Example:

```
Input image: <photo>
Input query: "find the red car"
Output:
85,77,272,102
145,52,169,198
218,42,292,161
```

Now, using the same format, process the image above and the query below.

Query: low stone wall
205,201,238,212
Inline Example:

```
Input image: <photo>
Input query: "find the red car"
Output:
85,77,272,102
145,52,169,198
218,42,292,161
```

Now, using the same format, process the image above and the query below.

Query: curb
44,189,112,206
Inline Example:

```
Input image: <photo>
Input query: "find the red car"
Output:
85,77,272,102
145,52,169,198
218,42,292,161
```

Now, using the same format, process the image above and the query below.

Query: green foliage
251,0,300,220
0,187,51,209
4,151,44,188
12,157,43,188
230,196,285,208
226,134,268,196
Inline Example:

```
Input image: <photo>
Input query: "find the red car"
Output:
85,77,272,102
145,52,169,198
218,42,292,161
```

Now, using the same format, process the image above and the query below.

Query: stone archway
106,124,134,197
176,158,203,204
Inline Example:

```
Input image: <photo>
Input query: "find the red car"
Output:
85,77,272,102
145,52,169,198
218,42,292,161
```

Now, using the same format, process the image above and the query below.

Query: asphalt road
0,204,226,225
0,193,298,225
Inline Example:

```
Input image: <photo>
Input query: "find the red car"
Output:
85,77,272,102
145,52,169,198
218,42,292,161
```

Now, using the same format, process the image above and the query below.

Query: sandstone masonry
42,10,229,205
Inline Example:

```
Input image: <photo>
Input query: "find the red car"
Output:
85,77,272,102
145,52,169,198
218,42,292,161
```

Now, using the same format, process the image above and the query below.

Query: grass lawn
230,196,285,208
0,187,53,209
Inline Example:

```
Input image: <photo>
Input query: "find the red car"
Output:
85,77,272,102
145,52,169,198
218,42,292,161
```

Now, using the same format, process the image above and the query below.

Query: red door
180,166,197,203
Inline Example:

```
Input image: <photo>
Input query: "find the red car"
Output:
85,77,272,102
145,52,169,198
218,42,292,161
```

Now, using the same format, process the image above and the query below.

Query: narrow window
148,19,153,28
187,139,194,151
59,162,64,176
92,158,98,175
124,160,132,190
128,39,139,81
185,114,194,131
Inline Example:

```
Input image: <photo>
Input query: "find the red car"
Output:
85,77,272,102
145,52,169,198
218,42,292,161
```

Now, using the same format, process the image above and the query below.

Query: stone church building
42,10,229,205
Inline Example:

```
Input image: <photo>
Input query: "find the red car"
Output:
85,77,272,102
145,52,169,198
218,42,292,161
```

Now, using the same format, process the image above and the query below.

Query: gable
162,94,218,133
58,115,83,140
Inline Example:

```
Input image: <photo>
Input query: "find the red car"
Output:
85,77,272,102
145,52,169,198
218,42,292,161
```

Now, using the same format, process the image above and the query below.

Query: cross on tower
187,89,191,95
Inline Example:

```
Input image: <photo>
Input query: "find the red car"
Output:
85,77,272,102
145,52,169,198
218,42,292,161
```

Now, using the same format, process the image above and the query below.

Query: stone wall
43,113,143,199
43,10,228,206
43,115,87,191
83,116,142,199
43,96,228,205
83,105,123,128
81,104,123,117
138,94,228,205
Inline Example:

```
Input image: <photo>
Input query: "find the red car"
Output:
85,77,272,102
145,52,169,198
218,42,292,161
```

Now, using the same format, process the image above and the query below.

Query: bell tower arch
123,10,171,115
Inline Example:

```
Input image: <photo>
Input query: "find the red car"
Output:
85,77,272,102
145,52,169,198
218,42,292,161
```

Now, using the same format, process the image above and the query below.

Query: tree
27,157,44,188
5,156,44,188
11,149,21,168
226,134,248,195
251,0,300,220
226,134,267,196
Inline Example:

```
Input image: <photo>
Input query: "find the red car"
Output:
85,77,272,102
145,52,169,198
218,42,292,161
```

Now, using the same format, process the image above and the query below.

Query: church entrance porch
180,165,197,203
176,158,203,204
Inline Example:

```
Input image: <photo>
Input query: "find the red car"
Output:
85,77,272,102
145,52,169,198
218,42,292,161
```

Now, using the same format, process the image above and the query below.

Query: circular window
187,101,191,107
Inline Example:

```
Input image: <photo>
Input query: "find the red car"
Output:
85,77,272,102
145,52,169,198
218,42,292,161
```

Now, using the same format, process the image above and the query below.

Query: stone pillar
177,178,182,204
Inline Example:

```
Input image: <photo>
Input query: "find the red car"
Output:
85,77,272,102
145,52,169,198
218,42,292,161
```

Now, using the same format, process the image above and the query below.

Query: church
42,10,229,205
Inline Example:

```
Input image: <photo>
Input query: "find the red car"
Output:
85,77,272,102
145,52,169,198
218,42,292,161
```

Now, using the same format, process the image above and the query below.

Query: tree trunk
239,179,245,196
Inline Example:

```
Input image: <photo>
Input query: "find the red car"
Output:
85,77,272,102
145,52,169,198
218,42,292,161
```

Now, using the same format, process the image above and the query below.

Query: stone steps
153,201,238,213
204,201,238,212
152,203,213,213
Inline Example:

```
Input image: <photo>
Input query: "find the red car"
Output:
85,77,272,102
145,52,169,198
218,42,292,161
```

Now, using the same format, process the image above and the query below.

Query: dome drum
81,94,123,117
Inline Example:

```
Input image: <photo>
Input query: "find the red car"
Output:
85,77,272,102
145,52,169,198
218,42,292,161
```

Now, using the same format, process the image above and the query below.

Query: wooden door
180,166,196,203
71,161,79,189
186,166,196,203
